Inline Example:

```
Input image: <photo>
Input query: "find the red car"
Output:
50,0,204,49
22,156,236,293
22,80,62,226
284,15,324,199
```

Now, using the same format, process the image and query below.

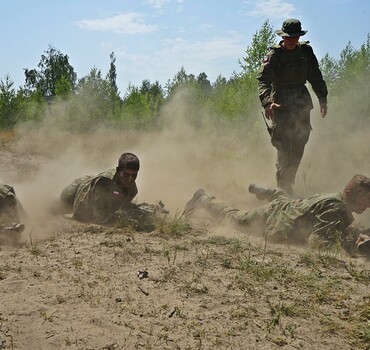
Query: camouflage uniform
60,169,138,224
199,189,356,252
0,184,26,235
257,41,328,191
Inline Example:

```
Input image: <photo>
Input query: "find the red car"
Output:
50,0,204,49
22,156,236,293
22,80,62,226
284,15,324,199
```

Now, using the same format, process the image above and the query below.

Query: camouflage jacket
70,169,138,224
265,192,354,245
0,183,22,225
257,41,328,109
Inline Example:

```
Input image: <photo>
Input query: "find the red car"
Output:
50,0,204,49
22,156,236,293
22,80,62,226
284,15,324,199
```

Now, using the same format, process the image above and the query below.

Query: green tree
165,66,195,95
13,87,45,125
209,73,258,124
77,67,110,97
122,84,152,128
24,45,77,97
107,52,119,97
212,74,227,89
320,34,370,130
73,67,113,127
319,53,340,89
0,75,18,128
0,76,44,128
55,75,74,99
197,72,211,92
141,80,164,118
106,51,122,116
239,19,276,75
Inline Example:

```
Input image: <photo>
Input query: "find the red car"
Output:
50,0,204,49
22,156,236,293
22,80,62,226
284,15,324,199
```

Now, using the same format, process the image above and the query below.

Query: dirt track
1,210,370,350
0,131,370,349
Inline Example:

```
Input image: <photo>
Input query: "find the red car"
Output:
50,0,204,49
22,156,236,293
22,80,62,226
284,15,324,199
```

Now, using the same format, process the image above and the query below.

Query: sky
0,0,369,96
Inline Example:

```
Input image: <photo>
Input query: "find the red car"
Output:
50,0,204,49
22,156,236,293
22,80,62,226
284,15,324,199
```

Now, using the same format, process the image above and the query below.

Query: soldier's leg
185,189,268,232
289,108,311,182
249,184,290,202
271,109,310,192
271,111,295,193
57,175,91,214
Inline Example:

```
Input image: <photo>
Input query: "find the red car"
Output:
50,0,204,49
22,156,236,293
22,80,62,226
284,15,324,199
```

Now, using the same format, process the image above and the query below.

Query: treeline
0,21,369,132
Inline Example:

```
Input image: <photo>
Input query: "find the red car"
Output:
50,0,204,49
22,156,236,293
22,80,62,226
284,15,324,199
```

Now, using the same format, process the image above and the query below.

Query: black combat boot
248,184,276,201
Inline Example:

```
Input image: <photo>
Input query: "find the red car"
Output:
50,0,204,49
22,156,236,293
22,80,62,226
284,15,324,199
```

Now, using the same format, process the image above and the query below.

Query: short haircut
344,174,370,199
117,153,140,171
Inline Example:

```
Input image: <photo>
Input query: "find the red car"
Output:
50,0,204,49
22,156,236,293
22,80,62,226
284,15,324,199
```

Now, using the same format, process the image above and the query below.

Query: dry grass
1,217,369,349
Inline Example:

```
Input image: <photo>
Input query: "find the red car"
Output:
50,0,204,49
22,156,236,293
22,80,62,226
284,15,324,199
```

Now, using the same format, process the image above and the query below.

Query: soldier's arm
341,225,370,255
256,51,276,107
125,183,138,205
90,179,119,225
306,45,328,106
311,206,351,248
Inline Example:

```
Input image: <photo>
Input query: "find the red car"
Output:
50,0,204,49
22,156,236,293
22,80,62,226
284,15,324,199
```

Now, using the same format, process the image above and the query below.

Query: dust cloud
1,88,370,241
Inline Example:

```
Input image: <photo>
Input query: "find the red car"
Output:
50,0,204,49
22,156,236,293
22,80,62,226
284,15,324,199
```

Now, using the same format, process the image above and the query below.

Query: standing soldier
257,18,328,194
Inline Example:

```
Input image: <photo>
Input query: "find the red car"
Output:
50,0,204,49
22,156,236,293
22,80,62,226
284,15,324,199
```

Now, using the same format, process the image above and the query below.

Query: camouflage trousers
60,175,92,211
198,196,269,234
198,188,291,230
270,107,311,192
200,191,361,255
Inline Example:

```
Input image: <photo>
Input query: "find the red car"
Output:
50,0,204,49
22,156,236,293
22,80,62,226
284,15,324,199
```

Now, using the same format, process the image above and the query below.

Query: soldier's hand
356,233,370,256
265,103,281,121
356,233,370,247
320,103,327,118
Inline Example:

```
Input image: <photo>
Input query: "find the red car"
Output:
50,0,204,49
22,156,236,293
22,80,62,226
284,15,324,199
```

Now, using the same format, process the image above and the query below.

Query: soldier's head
344,175,370,214
116,153,140,188
276,18,307,50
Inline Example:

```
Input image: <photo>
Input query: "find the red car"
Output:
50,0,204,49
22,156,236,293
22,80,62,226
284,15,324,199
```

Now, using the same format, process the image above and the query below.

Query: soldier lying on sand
185,174,370,257
53,152,167,230
0,183,26,243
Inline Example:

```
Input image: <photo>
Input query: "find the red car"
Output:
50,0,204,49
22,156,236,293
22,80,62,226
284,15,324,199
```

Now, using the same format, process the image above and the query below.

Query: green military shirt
0,184,22,225
67,169,138,224
265,192,354,247
257,41,328,109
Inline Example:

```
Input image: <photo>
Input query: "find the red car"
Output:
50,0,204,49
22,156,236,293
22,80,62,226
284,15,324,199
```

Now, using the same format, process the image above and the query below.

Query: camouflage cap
275,18,307,37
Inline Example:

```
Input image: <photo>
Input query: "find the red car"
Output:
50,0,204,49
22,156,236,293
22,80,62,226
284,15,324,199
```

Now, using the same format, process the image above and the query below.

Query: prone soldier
185,174,370,257
54,152,167,230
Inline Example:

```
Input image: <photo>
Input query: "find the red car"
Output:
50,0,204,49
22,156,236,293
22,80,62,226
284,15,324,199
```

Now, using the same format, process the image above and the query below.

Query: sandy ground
0,128,369,350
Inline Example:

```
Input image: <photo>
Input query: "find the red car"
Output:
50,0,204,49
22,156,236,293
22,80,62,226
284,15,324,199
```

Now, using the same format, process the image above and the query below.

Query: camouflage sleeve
256,50,277,107
90,179,119,224
0,185,22,224
126,183,138,203
340,224,367,255
311,206,352,247
306,45,328,104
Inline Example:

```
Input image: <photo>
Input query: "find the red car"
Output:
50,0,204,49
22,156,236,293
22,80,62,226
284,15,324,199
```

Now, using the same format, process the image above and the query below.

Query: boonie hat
275,18,307,37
